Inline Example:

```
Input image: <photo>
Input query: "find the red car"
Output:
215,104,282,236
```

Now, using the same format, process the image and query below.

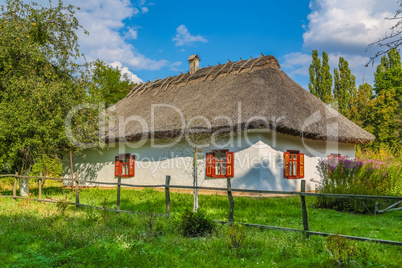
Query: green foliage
0,193,400,267
349,83,373,129
31,154,62,178
86,59,135,107
226,223,246,250
0,0,89,176
369,49,402,147
180,209,215,237
308,50,333,104
334,57,356,117
56,195,70,216
0,176,14,189
326,234,358,267
315,156,402,213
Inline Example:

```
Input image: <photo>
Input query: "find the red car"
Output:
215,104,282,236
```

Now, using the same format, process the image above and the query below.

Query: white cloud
170,61,182,72
141,7,149,14
124,27,138,40
109,61,143,84
30,0,166,77
173,25,208,46
303,0,398,54
281,52,312,76
282,0,398,88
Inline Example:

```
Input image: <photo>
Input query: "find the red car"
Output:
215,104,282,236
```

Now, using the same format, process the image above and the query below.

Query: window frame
115,153,135,178
206,150,234,178
284,150,304,179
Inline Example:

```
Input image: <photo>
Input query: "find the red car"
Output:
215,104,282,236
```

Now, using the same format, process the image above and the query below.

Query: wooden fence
0,173,401,246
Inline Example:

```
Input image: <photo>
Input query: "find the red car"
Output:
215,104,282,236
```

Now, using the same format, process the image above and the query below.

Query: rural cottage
64,54,374,191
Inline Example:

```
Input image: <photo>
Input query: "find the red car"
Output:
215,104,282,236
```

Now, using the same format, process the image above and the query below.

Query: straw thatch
109,55,375,144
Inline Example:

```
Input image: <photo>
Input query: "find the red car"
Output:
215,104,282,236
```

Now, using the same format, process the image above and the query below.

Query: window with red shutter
206,150,234,178
115,153,135,178
128,155,135,177
226,151,234,178
206,153,213,177
297,153,304,178
114,156,121,177
284,150,304,179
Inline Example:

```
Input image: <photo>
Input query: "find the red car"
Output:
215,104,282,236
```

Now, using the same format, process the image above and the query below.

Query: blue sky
33,0,400,89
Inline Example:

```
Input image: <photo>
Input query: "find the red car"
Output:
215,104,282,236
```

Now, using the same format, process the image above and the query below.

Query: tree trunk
19,171,29,197
193,147,199,212
18,149,32,197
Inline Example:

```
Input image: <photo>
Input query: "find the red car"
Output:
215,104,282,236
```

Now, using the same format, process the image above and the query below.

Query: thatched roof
109,55,375,144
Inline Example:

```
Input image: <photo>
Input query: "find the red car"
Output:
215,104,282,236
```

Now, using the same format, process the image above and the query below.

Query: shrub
315,156,402,213
226,223,246,250
31,154,63,178
56,195,71,216
326,234,358,267
180,209,215,237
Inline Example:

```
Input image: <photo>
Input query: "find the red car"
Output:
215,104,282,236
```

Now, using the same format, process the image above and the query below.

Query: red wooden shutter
206,153,213,177
225,151,234,178
283,152,290,178
128,155,135,177
211,155,217,178
114,156,121,177
298,153,304,178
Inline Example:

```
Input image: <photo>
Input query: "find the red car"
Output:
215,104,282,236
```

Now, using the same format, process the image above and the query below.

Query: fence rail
1,173,401,246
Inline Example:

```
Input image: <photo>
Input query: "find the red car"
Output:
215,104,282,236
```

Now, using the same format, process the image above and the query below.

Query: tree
369,89,398,147
349,83,373,129
369,49,402,147
333,57,356,117
308,50,320,99
0,0,88,195
308,50,333,104
86,60,135,107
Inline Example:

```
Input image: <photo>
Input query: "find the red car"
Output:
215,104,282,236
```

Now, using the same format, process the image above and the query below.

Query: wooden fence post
165,175,171,216
227,178,234,223
38,172,42,200
75,173,80,208
300,180,310,238
13,172,18,199
117,175,121,213
71,170,75,193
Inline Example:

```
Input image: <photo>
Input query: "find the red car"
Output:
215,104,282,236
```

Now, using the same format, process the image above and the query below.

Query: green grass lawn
0,185,401,267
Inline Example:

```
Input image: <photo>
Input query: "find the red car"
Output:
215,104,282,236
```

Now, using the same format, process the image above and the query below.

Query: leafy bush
56,195,71,216
326,234,358,267
315,156,402,213
180,209,215,237
226,223,246,250
31,155,63,178
0,176,14,190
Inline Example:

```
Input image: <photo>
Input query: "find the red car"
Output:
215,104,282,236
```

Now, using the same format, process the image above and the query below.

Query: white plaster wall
63,131,355,192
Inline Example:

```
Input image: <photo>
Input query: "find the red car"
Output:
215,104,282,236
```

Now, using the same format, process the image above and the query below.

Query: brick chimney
188,54,200,74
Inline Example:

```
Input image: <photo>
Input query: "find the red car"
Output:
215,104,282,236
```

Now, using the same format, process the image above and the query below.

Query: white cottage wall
64,131,355,192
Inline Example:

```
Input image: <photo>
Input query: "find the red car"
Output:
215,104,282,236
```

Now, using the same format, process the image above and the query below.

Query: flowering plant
315,155,401,213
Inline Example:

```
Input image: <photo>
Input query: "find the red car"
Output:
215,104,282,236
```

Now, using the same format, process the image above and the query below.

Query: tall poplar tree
371,49,402,147
308,50,333,104
308,50,320,99
349,83,373,129
333,57,356,117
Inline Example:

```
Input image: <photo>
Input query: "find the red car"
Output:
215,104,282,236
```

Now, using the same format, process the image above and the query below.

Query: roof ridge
126,55,280,98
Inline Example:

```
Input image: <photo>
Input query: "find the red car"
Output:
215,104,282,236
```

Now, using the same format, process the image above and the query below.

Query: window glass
293,161,297,176
289,162,293,176
222,161,226,175
216,162,221,175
